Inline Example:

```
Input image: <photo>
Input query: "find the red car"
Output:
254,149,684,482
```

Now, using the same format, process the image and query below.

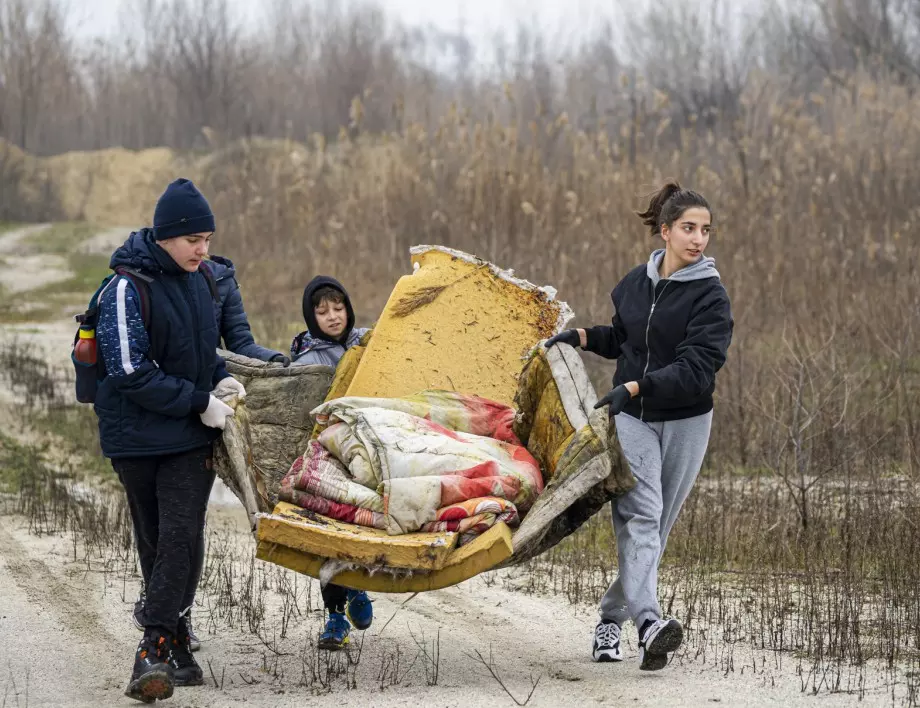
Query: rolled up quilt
316,406,542,535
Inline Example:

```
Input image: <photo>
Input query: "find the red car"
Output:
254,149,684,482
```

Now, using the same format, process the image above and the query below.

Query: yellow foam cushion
258,502,458,570
513,348,578,479
256,520,513,592
343,247,568,406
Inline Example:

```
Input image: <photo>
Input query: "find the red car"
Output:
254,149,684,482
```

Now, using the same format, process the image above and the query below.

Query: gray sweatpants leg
598,411,713,629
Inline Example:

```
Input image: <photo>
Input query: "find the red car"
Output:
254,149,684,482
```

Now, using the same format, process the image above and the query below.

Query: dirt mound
0,139,63,222
3,137,325,226
45,146,178,225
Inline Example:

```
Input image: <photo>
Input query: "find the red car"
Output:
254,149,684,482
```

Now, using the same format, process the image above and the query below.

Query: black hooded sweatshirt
290,276,367,365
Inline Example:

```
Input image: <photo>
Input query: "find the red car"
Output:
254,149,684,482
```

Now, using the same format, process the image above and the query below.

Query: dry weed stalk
469,646,541,707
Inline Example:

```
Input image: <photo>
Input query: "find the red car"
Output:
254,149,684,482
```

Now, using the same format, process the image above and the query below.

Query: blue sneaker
318,612,350,651
346,589,373,630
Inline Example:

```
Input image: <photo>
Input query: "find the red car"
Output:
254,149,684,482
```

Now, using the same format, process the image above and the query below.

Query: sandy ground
75,226,134,257
0,224,71,295
0,224,893,707
0,224,89,364
0,507,883,708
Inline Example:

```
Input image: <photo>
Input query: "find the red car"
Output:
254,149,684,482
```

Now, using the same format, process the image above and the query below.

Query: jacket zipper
186,275,200,370
640,281,670,421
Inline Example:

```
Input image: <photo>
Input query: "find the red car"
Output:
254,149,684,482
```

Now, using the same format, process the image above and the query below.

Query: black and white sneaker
132,590,146,631
592,620,623,662
638,618,683,671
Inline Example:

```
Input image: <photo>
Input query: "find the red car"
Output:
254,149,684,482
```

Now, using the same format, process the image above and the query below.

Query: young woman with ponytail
544,182,733,670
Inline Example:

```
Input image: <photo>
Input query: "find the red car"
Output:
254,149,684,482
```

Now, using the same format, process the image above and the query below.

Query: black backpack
72,263,218,403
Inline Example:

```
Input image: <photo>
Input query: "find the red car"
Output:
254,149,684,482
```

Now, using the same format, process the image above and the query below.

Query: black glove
271,353,291,368
594,385,631,416
544,329,580,349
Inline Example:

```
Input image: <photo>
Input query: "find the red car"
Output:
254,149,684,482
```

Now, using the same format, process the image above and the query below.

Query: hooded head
301,276,356,344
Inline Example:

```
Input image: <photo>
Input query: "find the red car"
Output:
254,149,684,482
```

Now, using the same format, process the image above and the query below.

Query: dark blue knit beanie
153,178,215,241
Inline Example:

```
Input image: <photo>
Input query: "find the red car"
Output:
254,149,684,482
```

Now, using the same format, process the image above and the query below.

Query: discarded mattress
214,245,636,593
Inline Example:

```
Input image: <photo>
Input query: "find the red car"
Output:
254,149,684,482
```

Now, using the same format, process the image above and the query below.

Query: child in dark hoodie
290,275,369,367
291,276,372,649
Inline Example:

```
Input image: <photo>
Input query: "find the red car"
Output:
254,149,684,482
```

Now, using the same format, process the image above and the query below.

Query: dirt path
0,223,891,707
0,224,70,294
0,506,874,708
0,224,84,362
0,224,133,360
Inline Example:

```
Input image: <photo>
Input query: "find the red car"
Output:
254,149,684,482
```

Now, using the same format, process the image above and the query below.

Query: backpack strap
113,266,154,329
198,261,220,304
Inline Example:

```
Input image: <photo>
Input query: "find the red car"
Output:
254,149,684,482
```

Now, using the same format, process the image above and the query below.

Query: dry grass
199,71,920,478
390,266,489,318
390,285,450,318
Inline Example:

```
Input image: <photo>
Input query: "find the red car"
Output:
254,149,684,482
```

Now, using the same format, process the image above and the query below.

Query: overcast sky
73,0,619,41
69,0,776,73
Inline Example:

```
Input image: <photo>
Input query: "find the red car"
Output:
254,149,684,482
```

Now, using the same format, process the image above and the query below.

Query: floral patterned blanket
278,392,543,544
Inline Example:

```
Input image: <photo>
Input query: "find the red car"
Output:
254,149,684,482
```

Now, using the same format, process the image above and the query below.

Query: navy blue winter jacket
205,255,283,362
94,229,230,458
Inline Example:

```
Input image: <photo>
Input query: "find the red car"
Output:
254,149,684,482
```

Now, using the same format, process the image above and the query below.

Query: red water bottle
73,327,97,365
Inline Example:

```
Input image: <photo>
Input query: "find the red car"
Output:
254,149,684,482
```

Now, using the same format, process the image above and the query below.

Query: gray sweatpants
599,411,713,629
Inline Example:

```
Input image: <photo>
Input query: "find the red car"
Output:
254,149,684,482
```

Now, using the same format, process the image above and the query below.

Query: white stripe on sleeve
116,278,135,375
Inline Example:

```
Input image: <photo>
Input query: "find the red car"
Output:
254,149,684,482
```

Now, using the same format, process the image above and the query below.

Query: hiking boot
592,619,623,662
318,612,350,651
125,632,174,703
638,618,683,671
168,616,204,687
132,590,146,631
346,589,373,630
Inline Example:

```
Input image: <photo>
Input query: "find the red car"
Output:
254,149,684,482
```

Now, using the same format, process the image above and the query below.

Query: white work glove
200,395,235,430
213,376,246,402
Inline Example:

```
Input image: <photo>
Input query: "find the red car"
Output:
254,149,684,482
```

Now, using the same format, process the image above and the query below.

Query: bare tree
623,0,769,136
1,0,919,158
790,0,920,85
160,0,252,146
0,0,81,154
